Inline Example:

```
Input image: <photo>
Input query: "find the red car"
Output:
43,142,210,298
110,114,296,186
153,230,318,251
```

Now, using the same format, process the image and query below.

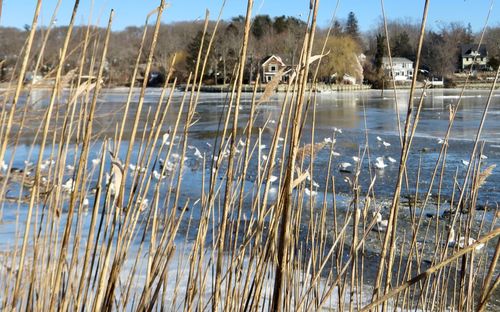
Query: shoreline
1,82,499,93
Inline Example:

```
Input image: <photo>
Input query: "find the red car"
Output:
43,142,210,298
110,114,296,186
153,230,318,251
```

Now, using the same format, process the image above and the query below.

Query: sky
1,0,499,32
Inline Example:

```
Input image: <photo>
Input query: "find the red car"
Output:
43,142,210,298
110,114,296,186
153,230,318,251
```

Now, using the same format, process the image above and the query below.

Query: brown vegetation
0,0,499,311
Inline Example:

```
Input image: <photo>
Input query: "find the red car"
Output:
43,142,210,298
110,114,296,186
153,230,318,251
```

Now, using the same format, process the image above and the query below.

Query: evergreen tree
392,31,414,60
374,33,386,72
488,56,499,70
273,15,287,34
332,20,343,35
186,31,214,75
252,15,272,39
345,12,359,40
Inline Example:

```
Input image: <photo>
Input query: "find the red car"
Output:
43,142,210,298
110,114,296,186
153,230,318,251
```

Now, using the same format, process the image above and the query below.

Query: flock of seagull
0,125,491,252
336,135,395,174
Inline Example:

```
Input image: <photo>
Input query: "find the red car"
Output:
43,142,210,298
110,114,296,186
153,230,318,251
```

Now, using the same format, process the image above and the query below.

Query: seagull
352,156,360,163
62,178,75,193
0,160,7,171
262,154,268,161
376,136,383,142
306,174,320,188
138,198,149,212
448,228,484,251
259,144,267,150
194,148,203,159
278,137,285,142
91,158,101,167
304,187,317,197
129,164,146,173
153,170,166,181
387,156,397,163
331,151,341,157
238,139,246,147
189,146,203,159
333,127,342,134
373,211,388,232
162,132,170,145
324,137,335,144
40,160,52,171
82,197,89,209
339,162,352,172
374,157,387,170
480,154,488,160
437,138,445,144
461,159,470,166
159,158,174,172
382,141,391,147
269,175,278,183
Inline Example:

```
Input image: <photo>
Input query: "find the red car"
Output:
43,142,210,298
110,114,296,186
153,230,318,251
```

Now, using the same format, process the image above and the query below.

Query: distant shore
1,81,498,93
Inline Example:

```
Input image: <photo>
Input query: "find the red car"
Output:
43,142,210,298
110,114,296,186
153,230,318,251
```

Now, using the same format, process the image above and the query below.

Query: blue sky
1,0,498,32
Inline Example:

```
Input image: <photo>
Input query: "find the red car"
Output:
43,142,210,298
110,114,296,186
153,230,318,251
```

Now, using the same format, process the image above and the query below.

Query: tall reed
0,0,499,311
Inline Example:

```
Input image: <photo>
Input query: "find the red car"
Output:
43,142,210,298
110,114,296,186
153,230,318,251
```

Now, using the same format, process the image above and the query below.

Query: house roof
461,44,487,57
382,57,413,64
261,55,286,67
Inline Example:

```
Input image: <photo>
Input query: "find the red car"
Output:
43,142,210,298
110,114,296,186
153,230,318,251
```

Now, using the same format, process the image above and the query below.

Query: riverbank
2,81,498,94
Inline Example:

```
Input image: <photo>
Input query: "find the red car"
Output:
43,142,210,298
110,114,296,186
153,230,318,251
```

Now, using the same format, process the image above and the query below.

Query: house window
270,65,276,72
267,76,271,82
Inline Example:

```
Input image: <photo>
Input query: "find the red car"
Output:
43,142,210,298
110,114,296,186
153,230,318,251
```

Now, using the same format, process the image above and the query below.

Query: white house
382,57,414,81
261,55,289,83
461,44,488,70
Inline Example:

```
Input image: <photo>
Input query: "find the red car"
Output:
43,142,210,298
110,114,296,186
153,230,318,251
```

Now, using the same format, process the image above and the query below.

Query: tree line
0,12,499,86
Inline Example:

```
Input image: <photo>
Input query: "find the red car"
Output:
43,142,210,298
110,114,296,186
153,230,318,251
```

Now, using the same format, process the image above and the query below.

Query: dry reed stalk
363,227,500,311
119,0,166,210
0,0,64,228
380,0,404,146
91,6,169,310
2,1,500,311
75,141,107,310
371,1,430,308
272,1,319,310
202,2,251,310
477,237,500,311
224,78,261,310
0,0,42,166
11,1,80,308
114,7,158,154
52,8,113,310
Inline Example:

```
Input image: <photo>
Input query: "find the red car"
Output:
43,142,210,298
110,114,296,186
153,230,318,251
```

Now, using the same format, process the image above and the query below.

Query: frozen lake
1,87,499,310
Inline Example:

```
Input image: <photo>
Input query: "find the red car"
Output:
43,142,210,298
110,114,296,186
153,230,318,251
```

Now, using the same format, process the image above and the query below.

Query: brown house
261,55,290,83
